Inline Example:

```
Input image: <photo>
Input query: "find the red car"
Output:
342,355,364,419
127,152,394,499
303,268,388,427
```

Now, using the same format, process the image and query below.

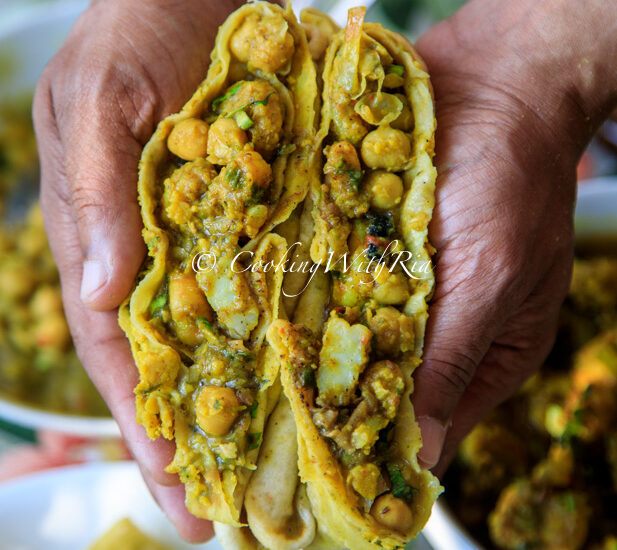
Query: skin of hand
33,0,244,542
411,0,617,476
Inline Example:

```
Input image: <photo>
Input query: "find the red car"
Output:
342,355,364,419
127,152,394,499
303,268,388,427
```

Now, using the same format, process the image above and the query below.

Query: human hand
412,0,617,475
33,0,243,541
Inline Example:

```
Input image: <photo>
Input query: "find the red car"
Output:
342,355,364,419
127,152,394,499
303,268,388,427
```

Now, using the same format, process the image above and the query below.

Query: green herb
149,292,168,317
276,143,296,157
137,383,162,395
213,399,221,410
386,463,418,501
237,350,255,361
252,93,273,107
247,432,262,450
226,165,244,189
198,317,213,331
211,82,243,110
335,161,364,190
301,368,316,388
367,213,394,238
234,110,254,130
388,64,404,77
224,92,274,119
249,402,259,418
245,184,265,207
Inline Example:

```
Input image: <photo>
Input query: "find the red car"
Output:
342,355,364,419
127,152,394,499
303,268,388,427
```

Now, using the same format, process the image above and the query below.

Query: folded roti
119,1,317,525
266,7,442,550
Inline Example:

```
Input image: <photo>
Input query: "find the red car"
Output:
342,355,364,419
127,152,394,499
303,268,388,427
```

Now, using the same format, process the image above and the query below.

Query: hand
412,0,617,475
33,0,243,541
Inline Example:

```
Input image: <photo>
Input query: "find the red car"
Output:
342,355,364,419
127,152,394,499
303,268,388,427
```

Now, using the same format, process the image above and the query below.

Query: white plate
0,460,221,550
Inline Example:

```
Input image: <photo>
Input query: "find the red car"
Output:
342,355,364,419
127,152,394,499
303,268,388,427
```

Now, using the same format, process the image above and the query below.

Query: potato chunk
316,315,372,407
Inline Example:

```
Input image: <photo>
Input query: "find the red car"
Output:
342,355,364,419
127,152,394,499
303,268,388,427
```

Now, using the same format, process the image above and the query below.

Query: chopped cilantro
276,143,296,157
234,110,254,130
211,82,243,110
335,161,364,190
198,317,213,331
213,399,221,410
366,243,382,261
247,432,262,450
226,165,244,189
367,213,394,238
301,368,316,388
149,292,168,317
237,350,255,361
245,184,265,207
224,92,274,119
388,64,404,77
386,463,418,501
249,402,259,418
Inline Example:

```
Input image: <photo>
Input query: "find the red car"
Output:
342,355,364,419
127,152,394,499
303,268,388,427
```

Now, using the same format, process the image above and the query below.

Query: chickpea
370,493,413,533
230,14,295,74
361,127,411,172
234,149,272,189
347,463,382,501
373,272,410,305
391,94,414,131
366,171,404,211
195,386,240,435
168,271,213,346
34,313,71,350
31,286,63,317
367,306,415,356
167,118,209,161
206,117,247,165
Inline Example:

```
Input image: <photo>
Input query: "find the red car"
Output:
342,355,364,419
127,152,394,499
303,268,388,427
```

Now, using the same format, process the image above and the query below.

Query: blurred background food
0,96,109,418
444,245,617,549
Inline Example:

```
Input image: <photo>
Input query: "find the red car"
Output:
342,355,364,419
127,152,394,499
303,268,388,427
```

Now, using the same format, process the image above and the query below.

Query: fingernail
417,416,449,470
80,259,108,303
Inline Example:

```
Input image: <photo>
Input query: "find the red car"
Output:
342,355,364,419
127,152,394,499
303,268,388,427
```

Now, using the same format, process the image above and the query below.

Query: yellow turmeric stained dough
119,2,317,526
266,7,442,550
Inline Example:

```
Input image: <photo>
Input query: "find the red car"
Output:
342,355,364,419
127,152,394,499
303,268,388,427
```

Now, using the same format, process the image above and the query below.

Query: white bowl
422,176,617,549
0,0,118,437
0,460,220,550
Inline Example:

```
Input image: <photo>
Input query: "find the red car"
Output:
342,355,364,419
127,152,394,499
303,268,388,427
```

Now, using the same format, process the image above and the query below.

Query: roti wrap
119,1,317,525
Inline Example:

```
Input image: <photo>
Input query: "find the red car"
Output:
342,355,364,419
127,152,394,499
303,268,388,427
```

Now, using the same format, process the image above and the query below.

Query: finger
432,253,571,476
139,463,214,543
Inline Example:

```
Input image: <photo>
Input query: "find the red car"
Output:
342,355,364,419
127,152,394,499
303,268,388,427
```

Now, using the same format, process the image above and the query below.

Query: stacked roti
120,3,441,548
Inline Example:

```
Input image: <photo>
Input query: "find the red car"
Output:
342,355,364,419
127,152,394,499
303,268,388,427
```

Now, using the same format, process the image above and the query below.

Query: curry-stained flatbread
266,7,442,550
119,1,317,526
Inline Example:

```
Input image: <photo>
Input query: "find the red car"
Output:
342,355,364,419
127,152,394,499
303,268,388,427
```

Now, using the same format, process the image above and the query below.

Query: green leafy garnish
234,110,254,130
245,184,265,207
276,143,296,157
211,82,243,110
224,92,274,119
226,165,244,189
198,317,213,331
237,350,255,361
386,463,418,501
137,383,162,395
335,161,364,190
388,64,404,77
149,293,168,317
249,402,259,418
301,368,316,388
248,432,262,450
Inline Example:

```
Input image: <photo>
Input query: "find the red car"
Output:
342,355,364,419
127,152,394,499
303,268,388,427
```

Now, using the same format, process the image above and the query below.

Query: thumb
64,113,146,311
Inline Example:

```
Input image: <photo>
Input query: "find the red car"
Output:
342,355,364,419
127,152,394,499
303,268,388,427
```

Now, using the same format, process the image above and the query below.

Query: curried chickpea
361,126,411,172
234,149,272,189
195,385,241,435
167,118,209,161
373,272,410,305
370,493,413,533
366,171,404,211
168,271,213,346
230,13,295,74
206,117,248,165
